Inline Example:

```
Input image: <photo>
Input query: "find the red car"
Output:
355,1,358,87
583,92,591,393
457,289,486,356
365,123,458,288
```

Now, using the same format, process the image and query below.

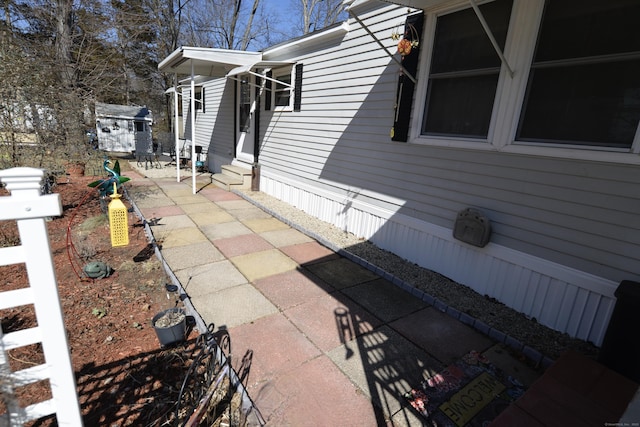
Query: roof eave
375,0,452,10
158,46,262,76
262,21,349,59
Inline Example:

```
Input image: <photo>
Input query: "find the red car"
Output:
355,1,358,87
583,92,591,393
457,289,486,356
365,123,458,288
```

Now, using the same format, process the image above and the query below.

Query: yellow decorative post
108,182,129,247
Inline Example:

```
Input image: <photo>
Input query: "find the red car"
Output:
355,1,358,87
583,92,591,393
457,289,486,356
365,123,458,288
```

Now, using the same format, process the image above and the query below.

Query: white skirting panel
261,173,618,346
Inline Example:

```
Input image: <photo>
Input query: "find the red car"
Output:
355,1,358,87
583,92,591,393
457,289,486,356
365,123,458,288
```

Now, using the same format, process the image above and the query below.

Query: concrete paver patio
125,170,536,426
125,165,636,426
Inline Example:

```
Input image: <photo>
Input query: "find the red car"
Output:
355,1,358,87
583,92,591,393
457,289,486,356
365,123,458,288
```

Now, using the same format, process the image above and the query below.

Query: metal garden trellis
0,167,83,426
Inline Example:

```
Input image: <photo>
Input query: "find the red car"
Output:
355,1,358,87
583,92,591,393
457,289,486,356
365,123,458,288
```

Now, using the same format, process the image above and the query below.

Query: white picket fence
0,168,83,426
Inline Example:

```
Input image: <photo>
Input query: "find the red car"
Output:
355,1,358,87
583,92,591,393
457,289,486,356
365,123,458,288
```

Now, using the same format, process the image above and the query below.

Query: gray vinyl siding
201,79,235,166
184,78,235,171
257,2,640,286
260,4,401,178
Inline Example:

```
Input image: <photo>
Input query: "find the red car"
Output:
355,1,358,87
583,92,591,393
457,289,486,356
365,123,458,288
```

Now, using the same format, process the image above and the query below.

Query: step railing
0,167,83,426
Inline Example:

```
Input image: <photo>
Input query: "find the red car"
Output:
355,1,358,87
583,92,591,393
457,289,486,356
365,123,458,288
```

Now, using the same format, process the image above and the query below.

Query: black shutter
201,87,205,113
294,63,303,112
265,70,272,111
392,12,424,142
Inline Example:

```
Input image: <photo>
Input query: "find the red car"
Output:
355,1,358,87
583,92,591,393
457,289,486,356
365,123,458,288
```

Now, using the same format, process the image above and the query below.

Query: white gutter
263,21,349,58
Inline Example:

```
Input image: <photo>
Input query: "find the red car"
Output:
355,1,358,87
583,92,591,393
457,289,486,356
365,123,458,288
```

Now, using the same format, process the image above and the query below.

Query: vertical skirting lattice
261,174,616,346
0,168,83,426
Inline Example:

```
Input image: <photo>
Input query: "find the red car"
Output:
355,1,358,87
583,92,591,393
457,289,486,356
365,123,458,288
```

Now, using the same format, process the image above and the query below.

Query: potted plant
152,307,187,347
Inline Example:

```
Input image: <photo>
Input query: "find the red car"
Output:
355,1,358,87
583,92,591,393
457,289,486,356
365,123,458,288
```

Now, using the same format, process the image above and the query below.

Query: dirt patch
0,172,244,426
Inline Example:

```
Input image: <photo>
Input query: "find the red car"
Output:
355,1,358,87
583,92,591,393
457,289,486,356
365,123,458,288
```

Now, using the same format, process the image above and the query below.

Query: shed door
134,121,152,153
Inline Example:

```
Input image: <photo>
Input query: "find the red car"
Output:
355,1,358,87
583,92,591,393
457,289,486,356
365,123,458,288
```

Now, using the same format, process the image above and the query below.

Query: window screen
422,0,513,138
274,73,292,107
517,0,640,148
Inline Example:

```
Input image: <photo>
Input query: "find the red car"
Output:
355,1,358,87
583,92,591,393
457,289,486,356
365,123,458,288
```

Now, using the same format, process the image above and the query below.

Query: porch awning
159,46,264,194
158,46,262,77
226,61,294,78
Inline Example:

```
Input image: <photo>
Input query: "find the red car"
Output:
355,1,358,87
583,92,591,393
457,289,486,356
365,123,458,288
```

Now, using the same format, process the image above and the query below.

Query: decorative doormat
404,351,526,426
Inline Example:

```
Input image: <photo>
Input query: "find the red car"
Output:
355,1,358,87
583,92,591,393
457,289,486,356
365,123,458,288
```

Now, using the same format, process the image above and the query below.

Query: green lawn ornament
88,158,131,213
83,261,112,279
88,159,130,198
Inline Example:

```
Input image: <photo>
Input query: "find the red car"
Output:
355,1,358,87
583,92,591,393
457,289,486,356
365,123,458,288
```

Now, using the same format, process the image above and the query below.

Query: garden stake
108,182,129,247
66,185,101,281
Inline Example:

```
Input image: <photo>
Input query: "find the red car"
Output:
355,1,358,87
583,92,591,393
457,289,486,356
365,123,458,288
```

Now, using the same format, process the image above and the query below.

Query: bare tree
145,0,195,132
54,0,74,88
0,0,78,168
146,0,186,60
296,0,345,34
0,0,120,167
240,0,259,50
0,0,25,167
181,0,269,50
1,0,296,168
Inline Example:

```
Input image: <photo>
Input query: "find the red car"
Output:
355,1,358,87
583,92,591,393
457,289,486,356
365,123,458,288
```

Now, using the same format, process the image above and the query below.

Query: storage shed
95,102,153,153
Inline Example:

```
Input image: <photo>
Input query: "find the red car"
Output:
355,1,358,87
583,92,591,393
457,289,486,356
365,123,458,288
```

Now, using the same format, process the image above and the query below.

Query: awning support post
469,0,514,78
190,61,196,194
348,9,417,84
248,70,292,88
173,75,180,183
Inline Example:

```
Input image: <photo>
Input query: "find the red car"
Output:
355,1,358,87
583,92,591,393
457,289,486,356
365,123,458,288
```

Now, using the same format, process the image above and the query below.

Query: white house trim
264,21,350,58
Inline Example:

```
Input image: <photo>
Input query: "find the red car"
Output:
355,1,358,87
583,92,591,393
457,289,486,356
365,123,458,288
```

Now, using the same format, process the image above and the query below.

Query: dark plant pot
152,308,187,347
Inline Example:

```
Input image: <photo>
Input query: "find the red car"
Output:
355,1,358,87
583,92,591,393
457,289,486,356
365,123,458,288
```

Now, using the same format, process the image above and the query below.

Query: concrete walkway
125,166,541,426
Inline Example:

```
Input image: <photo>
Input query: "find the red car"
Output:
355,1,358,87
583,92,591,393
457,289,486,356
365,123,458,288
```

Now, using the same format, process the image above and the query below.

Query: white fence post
0,167,83,426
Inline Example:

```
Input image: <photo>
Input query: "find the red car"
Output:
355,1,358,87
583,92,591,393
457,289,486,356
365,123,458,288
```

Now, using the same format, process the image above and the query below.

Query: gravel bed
236,188,600,364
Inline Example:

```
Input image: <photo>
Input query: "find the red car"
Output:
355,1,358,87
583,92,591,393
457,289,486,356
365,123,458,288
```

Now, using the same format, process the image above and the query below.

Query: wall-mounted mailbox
453,208,491,248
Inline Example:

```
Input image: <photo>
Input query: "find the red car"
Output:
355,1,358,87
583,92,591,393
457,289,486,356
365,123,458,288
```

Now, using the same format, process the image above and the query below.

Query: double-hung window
517,0,640,149
421,0,513,139
194,86,205,112
265,65,302,112
273,68,293,110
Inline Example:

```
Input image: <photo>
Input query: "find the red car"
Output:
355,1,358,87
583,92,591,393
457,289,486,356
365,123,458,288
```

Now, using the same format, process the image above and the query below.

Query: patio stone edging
123,186,208,334
123,185,265,423
234,190,555,370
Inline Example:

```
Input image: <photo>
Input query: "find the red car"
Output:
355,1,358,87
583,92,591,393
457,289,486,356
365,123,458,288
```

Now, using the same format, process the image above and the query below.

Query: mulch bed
0,169,246,426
